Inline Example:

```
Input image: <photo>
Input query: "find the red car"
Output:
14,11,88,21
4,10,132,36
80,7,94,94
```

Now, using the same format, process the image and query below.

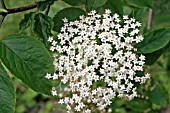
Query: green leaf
19,12,34,32
92,0,108,9
37,0,54,11
62,0,83,6
102,0,123,15
53,7,86,32
123,6,132,15
134,8,148,31
145,49,163,65
153,14,170,27
0,63,15,113
86,0,108,11
33,13,53,45
0,34,54,95
38,0,57,11
136,28,170,54
115,108,126,113
125,0,153,8
0,8,8,13
147,110,158,113
147,85,169,106
126,98,151,112
135,8,148,23
38,1,49,11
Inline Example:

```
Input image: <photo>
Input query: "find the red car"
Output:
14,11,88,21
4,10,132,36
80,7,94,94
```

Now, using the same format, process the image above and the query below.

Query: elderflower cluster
46,9,150,113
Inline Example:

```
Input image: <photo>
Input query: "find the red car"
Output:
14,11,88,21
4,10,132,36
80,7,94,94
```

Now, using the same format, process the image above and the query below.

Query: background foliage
0,0,170,113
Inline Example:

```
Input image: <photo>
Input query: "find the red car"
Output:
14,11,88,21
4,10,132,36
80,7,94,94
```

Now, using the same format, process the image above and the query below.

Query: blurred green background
0,0,170,113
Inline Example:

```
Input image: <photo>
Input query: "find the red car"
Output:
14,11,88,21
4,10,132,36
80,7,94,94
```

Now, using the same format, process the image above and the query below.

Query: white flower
50,46,55,52
84,109,91,113
75,105,81,112
52,73,58,80
139,54,146,61
123,15,128,20
51,90,57,96
108,108,112,113
46,9,150,112
59,93,63,98
58,99,64,104
145,73,150,78
48,36,53,42
45,73,52,79
66,105,71,110
105,9,111,14
52,41,57,46
62,17,68,23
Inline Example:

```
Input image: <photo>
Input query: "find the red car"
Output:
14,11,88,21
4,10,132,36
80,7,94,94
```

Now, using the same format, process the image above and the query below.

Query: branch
0,2,38,27
6,3,38,15
1,0,6,9
45,4,51,15
0,3,38,16
0,15,6,27
147,8,153,30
